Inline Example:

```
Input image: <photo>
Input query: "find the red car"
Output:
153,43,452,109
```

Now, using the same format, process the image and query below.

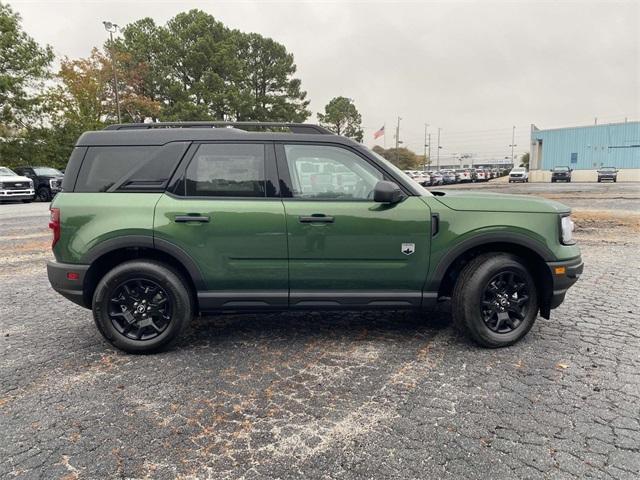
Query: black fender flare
426,231,555,292
81,235,206,290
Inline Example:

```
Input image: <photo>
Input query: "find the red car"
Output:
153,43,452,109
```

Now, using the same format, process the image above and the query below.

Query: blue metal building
530,121,640,171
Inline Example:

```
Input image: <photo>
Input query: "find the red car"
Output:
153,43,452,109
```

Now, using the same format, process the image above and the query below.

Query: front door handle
298,214,335,224
175,215,210,223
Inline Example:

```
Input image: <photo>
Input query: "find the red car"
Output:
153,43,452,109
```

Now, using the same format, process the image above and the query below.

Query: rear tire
92,260,193,353
452,253,539,348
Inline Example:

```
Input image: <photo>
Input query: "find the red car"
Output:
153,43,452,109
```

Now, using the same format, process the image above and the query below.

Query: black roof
75,122,358,147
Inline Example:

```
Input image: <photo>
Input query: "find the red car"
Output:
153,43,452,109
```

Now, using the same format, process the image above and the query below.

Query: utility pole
423,123,429,171
395,116,402,164
103,21,121,123
428,133,431,166
509,125,517,165
437,127,441,169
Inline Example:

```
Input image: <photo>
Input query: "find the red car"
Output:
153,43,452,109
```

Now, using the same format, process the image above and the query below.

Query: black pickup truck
550,166,572,183
13,166,64,202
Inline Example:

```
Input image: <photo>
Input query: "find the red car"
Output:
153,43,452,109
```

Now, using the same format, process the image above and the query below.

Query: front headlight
560,215,575,245
0,182,4,189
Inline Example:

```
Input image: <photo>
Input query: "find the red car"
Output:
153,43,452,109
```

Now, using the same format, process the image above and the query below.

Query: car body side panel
153,194,288,292
284,196,431,293
51,192,162,263
421,196,581,291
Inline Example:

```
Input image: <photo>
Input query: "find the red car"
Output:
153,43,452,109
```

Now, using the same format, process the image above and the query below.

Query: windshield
553,167,569,172
600,167,616,171
512,168,525,172
0,167,17,176
367,148,432,196
33,167,63,176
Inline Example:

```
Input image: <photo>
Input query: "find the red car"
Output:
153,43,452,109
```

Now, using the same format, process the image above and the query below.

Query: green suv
47,122,583,353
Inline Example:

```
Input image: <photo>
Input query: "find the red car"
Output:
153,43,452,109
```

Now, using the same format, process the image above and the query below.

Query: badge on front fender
401,243,415,255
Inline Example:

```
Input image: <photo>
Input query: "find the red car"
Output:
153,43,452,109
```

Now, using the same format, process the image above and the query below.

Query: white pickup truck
0,167,35,203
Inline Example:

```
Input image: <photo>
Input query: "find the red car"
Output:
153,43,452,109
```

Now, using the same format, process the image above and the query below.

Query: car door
277,143,432,308
154,142,288,310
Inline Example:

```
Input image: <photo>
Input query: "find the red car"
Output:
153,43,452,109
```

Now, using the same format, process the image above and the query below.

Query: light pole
509,125,517,165
395,116,402,163
103,21,121,123
437,127,442,169
423,123,429,170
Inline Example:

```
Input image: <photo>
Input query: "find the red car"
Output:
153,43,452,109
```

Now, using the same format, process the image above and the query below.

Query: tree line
0,3,368,168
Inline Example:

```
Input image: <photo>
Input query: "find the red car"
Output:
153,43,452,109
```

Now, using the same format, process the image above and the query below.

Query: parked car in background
428,171,443,185
0,166,35,203
455,168,476,183
491,168,500,179
405,170,430,186
509,167,529,183
440,170,457,184
13,166,64,201
475,168,488,182
597,167,618,183
550,166,572,183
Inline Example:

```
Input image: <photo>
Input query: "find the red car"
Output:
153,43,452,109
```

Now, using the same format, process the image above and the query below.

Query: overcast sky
10,0,640,162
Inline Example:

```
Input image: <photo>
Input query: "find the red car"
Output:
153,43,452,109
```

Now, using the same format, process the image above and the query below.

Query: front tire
452,253,539,348
92,260,193,353
36,187,52,202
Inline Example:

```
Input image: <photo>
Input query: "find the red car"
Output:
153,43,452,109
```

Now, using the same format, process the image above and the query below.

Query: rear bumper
47,260,90,308
547,256,584,309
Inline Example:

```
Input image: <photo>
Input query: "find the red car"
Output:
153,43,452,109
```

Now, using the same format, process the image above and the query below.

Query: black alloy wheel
480,271,530,334
452,253,539,348
108,278,172,341
92,260,193,353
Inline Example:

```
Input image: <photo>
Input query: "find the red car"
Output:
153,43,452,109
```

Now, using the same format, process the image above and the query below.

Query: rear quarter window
74,143,188,193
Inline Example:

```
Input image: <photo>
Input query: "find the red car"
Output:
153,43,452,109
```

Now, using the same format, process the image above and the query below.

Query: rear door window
184,143,266,197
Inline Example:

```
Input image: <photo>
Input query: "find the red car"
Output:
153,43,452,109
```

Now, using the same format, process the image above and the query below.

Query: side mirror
373,181,403,204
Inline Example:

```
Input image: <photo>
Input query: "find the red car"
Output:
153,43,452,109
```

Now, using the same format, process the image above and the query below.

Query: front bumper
47,260,90,308
546,256,584,309
0,189,35,200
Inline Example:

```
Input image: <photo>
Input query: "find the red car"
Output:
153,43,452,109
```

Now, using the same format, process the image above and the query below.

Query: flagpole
383,123,386,149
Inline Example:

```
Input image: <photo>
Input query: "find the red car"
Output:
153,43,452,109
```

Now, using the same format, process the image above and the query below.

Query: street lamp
509,125,517,163
103,21,122,123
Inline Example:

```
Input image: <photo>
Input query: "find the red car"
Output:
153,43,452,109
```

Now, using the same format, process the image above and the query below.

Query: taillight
49,207,60,248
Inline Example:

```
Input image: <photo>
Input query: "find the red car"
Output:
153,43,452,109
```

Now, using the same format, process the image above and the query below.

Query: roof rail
103,121,333,135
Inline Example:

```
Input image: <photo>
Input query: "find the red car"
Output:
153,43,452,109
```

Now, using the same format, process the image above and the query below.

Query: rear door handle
298,214,335,224
175,215,210,223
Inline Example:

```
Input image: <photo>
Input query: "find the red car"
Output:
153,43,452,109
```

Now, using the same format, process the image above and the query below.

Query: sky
10,0,640,164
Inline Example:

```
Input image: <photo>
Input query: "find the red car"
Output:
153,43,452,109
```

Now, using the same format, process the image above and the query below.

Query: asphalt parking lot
1,183,639,479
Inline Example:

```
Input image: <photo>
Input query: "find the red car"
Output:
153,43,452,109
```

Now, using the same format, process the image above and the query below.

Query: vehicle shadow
178,302,456,349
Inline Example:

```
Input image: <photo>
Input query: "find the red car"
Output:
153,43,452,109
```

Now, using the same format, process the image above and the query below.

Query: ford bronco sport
47,122,583,353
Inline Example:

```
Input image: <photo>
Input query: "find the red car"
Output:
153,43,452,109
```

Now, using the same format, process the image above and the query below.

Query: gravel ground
1,186,639,479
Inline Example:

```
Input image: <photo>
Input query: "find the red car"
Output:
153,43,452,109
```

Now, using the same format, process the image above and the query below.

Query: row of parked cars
0,166,64,203
508,166,620,183
404,167,509,186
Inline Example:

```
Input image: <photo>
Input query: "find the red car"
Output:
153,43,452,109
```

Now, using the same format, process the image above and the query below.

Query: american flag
373,125,385,140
